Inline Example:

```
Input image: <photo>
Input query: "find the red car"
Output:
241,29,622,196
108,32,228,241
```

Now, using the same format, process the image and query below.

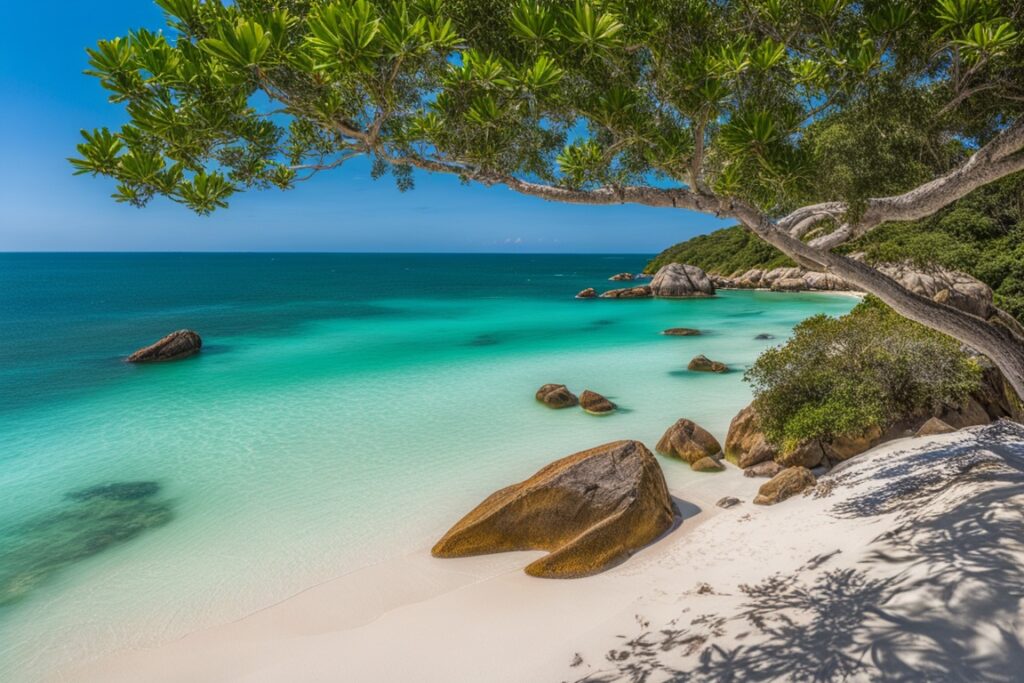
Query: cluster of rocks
578,263,716,299
535,384,616,415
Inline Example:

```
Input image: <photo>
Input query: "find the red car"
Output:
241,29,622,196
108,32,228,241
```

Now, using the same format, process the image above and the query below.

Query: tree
72,0,1024,396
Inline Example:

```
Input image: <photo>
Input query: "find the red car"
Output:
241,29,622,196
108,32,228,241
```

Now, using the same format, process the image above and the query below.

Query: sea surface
0,253,856,680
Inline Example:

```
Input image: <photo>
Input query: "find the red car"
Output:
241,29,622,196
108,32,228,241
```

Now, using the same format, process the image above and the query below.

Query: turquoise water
0,254,855,680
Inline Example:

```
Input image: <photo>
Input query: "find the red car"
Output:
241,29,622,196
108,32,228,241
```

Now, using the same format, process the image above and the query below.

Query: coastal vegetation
71,0,1024,395
745,296,982,452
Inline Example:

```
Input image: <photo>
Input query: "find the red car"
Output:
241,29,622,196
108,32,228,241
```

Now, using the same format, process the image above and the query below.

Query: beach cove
0,253,858,681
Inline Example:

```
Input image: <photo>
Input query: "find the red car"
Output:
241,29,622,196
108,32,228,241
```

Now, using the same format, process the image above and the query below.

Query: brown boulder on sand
691,456,725,472
576,288,597,299
535,384,579,409
916,417,957,437
724,404,778,468
662,327,701,336
127,330,202,363
431,440,675,578
753,467,816,505
688,354,728,373
743,460,783,478
580,390,616,415
656,418,722,464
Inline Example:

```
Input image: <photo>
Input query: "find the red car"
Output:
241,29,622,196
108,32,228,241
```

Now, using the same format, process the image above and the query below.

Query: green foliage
71,1,1024,216
746,296,982,451
645,225,795,275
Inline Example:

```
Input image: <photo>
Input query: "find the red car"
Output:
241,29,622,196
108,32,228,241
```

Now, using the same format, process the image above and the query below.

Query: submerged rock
65,481,160,502
753,467,816,505
688,354,729,373
650,264,716,298
662,328,701,336
127,330,202,363
656,418,722,464
580,390,616,415
432,440,675,578
535,384,579,409
754,333,775,340
576,288,597,299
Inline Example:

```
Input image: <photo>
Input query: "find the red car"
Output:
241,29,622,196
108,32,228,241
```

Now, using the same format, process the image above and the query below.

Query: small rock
656,418,722,464
609,272,634,281
753,467,816,505
127,330,202,363
716,496,742,509
663,328,701,336
691,456,725,472
688,354,729,373
580,390,616,415
915,417,957,437
535,384,579,409
744,461,783,478
576,288,597,299
600,285,653,299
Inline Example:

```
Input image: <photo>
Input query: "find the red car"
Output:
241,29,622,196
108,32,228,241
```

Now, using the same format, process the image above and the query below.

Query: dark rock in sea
753,467,816,505
662,328,701,336
600,285,653,299
535,384,579,409
688,354,729,373
576,288,597,299
65,481,160,502
432,440,675,578
650,264,716,298
609,272,634,281
691,456,725,472
656,418,722,464
754,333,775,340
127,329,202,363
1,490,173,607
580,390,616,415
716,496,742,509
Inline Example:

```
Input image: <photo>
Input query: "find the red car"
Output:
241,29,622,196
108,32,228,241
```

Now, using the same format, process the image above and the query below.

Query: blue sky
0,1,727,253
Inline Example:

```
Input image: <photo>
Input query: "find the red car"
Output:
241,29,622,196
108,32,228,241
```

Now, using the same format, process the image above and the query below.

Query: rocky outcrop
600,285,652,299
875,262,994,319
662,327,701,336
656,418,722,464
127,330,202,363
688,355,728,373
535,384,579,409
724,404,778,469
771,277,807,292
580,390,616,415
431,440,675,578
650,264,716,298
753,467,816,505
915,417,957,437
609,272,634,281
576,288,597,299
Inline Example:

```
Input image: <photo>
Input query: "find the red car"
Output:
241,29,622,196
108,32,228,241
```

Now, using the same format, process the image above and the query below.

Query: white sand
61,422,1024,683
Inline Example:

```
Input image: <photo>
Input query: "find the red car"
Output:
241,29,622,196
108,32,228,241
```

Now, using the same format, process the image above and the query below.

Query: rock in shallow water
688,354,729,373
65,481,161,502
580,390,616,415
127,329,202,362
535,384,579,409
662,327,701,336
431,440,675,578
600,285,652,299
576,288,597,299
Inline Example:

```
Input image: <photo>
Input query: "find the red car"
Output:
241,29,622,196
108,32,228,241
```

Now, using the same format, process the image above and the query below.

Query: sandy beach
63,421,1024,683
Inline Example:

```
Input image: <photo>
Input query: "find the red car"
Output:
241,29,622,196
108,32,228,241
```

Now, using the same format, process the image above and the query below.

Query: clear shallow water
0,254,855,680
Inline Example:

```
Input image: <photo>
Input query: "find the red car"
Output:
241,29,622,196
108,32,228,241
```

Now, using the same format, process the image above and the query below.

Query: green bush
745,297,982,452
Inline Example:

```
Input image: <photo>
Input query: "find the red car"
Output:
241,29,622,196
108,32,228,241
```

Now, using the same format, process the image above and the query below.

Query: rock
65,481,160,502
803,272,850,291
431,440,675,578
938,397,991,429
127,330,202,363
576,288,597,299
724,404,778,468
688,354,729,373
771,277,807,292
738,269,765,287
662,327,701,336
716,496,742,509
754,333,775,340
874,262,994,319
580,390,616,415
915,417,957,437
656,418,722,464
822,425,884,463
634,273,653,280
609,272,634,281
535,384,579,409
600,285,653,299
753,467,816,505
761,267,805,287
778,440,827,468
744,460,783,478
691,456,725,472
650,264,716,297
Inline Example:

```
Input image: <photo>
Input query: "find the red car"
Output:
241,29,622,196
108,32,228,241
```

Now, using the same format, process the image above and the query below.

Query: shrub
745,297,981,452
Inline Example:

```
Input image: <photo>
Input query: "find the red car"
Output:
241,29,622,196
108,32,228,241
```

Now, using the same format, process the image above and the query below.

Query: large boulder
762,267,805,287
822,425,884,463
771,277,807,292
580,390,616,415
777,440,827,468
737,268,765,287
535,384,578,409
650,264,716,297
724,404,778,468
688,354,729,373
753,467,816,505
600,285,652,299
803,272,850,291
431,440,675,578
127,330,202,363
656,418,722,464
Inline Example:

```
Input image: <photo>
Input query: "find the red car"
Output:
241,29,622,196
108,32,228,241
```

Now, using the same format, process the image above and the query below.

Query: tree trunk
745,220,1024,401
